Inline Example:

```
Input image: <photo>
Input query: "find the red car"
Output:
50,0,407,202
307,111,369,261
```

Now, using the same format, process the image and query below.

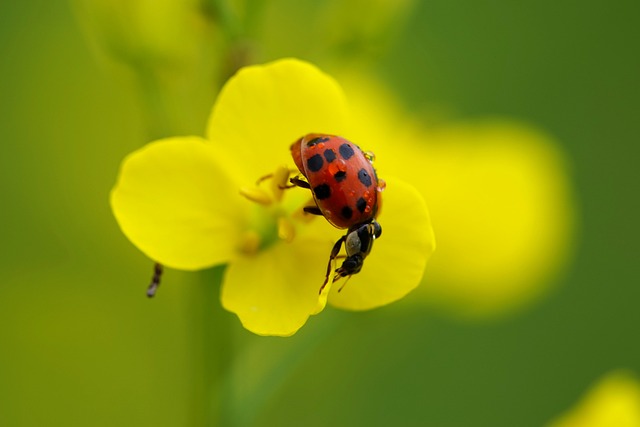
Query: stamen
271,165,291,202
240,230,261,254
278,217,296,243
240,186,272,205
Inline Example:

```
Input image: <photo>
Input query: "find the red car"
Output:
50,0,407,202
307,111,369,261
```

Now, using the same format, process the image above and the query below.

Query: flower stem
189,266,235,427
202,0,258,82
134,65,176,140
224,311,347,427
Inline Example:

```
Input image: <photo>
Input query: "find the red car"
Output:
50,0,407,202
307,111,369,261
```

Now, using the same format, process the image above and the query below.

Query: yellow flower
548,371,640,427
111,59,435,336
73,0,208,65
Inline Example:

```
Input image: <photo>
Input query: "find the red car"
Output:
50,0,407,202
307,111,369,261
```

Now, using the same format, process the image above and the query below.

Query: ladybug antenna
146,262,163,298
337,275,353,293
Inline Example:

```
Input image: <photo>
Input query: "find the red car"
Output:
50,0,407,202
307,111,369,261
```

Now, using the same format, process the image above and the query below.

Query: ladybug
289,133,385,293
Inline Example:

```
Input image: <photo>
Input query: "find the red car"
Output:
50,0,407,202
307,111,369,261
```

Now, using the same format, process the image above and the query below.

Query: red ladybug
289,133,385,292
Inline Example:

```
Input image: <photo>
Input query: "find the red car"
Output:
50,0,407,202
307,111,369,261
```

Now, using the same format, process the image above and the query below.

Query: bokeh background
1,0,639,426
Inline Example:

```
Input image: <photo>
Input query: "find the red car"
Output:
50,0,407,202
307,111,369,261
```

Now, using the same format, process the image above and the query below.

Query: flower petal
206,58,350,175
110,137,248,270
327,178,435,310
221,238,331,336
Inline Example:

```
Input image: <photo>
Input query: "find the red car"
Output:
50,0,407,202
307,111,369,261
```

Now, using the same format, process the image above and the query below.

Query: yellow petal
221,239,331,337
548,371,640,427
328,178,435,310
206,58,350,176
110,136,248,270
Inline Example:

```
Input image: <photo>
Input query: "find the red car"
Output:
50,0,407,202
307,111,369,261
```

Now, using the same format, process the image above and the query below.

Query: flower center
239,165,312,254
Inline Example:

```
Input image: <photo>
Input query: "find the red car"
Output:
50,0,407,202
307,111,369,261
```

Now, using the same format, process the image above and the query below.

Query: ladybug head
335,220,382,280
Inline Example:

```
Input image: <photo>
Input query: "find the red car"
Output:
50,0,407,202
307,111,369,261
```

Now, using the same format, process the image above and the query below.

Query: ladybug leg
303,206,323,216
288,176,310,189
319,235,346,294
146,262,163,298
266,174,309,190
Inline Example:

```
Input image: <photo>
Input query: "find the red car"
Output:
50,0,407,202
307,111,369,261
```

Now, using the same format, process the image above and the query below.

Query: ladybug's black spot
356,197,367,213
339,143,355,160
334,170,347,182
306,136,330,147
307,154,324,172
324,149,336,163
313,183,331,200
358,168,372,187
341,206,353,220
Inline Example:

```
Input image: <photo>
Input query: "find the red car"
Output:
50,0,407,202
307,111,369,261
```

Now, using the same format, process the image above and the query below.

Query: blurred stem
202,0,257,83
204,0,242,41
227,311,347,427
190,266,235,427
135,64,176,140
189,274,346,427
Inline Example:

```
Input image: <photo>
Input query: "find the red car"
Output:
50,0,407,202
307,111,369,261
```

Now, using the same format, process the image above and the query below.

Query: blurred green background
1,0,638,426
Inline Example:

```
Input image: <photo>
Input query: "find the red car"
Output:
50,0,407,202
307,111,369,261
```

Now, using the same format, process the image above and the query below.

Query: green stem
202,0,257,82
226,311,347,427
189,270,346,427
190,266,235,427
203,0,243,41
135,65,176,140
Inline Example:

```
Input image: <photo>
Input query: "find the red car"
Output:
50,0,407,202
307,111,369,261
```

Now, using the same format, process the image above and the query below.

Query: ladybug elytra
289,133,385,293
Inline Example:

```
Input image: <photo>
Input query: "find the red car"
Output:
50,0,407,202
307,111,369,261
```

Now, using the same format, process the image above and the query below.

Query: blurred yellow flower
342,73,575,318
72,0,224,137
414,122,574,317
548,372,640,427
111,59,435,336
73,0,209,66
